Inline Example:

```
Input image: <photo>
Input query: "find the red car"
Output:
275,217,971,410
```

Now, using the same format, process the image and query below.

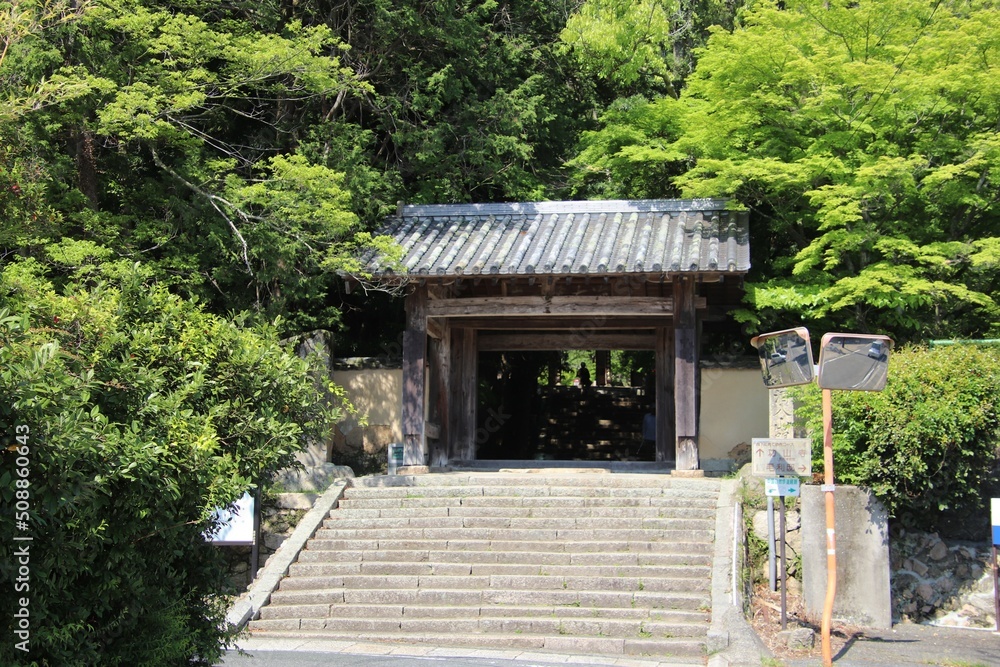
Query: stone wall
748,494,998,631
890,529,996,628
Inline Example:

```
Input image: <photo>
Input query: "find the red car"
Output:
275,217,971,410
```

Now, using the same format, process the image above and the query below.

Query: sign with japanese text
765,477,801,498
751,438,812,478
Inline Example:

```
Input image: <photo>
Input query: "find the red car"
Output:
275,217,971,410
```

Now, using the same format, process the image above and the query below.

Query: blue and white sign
205,492,256,545
765,477,801,498
992,498,1000,546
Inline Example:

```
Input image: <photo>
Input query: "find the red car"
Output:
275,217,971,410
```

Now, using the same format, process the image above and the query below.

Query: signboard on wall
205,492,256,545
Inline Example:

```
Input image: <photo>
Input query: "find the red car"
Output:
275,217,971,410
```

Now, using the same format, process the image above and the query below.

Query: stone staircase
248,472,719,663
535,387,651,460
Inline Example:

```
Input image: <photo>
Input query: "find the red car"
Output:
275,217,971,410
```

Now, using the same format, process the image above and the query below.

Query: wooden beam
477,332,656,351
426,295,706,318
431,316,669,330
401,286,428,466
674,276,699,470
426,316,445,340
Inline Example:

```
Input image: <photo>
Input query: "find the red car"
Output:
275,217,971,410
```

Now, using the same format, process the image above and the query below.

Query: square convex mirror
750,327,815,388
817,333,893,391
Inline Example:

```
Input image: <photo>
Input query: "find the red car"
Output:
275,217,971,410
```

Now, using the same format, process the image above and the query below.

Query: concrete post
801,485,892,628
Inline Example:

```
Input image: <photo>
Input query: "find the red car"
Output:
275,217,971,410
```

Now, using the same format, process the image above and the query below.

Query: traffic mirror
750,327,815,388
817,333,893,391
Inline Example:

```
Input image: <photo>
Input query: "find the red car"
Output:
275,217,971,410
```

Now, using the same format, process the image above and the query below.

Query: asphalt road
817,339,889,391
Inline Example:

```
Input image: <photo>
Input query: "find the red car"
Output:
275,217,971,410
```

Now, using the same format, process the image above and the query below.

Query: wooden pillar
673,276,699,470
426,322,450,466
595,350,610,386
402,286,428,466
655,327,674,463
449,328,478,461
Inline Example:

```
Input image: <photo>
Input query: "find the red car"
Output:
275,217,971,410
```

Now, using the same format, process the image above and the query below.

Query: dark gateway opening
476,350,662,462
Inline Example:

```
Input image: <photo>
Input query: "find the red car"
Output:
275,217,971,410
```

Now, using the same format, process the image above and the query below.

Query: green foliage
0,262,339,666
569,0,1000,341
312,0,595,205
0,0,385,331
796,345,1000,529
561,0,747,99
562,0,679,93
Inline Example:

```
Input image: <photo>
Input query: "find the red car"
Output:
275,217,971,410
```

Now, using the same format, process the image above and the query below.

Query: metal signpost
751,328,892,667
752,438,810,630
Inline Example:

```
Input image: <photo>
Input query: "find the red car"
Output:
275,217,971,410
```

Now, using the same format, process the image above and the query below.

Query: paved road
817,338,889,391
783,624,1000,667
218,637,699,667
219,649,581,667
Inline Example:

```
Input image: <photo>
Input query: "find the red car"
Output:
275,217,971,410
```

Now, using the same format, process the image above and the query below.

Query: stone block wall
747,493,998,631
891,529,996,628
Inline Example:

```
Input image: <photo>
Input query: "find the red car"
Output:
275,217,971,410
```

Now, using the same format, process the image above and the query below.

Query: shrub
0,262,340,666
798,344,1000,531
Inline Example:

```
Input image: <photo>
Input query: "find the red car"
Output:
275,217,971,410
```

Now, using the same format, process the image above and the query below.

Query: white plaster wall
332,368,403,443
699,367,769,472
330,365,767,470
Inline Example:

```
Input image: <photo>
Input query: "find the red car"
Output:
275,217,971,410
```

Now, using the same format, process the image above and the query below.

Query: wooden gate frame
399,275,703,470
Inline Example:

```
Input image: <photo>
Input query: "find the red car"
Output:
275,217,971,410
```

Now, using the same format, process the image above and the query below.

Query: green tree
1,0,387,331
560,0,744,100
0,259,341,665
294,0,597,205
795,344,1000,532
569,0,1000,341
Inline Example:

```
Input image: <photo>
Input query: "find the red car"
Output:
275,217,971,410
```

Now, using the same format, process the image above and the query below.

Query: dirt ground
749,582,863,661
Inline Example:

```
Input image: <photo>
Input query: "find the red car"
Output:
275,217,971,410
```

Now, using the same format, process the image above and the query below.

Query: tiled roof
367,199,750,278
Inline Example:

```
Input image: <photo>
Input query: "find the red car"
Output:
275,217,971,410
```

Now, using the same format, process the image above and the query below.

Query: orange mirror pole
821,388,836,667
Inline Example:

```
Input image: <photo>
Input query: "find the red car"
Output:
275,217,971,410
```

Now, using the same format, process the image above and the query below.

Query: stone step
311,526,715,542
296,548,712,567
344,485,718,499
242,629,707,661
352,473,719,489
285,561,710,580
249,473,720,661
321,516,715,531
254,611,707,638
337,495,717,510
275,573,709,594
266,586,710,610
284,603,710,624
328,505,717,520
300,538,714,554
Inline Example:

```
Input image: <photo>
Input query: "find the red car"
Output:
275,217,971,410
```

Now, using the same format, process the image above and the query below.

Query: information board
205,492,256,545
751,438,812,478
992,498,1000,546
765,477,801,498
